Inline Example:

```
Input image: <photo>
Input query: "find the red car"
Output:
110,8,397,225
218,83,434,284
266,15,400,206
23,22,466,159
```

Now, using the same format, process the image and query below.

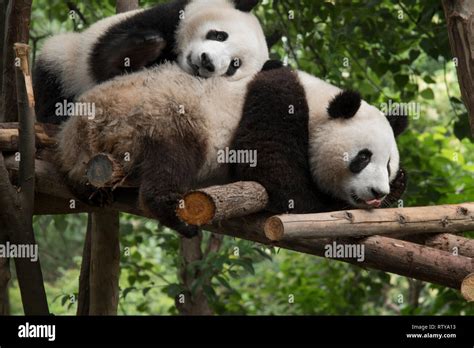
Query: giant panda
33,0,264,124
230,61,408,215
55,62,407,238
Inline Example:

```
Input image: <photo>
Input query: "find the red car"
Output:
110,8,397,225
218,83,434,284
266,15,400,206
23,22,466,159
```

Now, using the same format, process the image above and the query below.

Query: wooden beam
442,0,474,136
209,214,473,289
177,181,268,226
264,203,474,241
0,124,56,151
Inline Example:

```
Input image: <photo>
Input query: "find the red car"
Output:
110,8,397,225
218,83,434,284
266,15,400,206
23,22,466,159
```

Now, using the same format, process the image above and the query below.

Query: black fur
89,0,190,84
230,64,327,213
137,131,207,238
262,59,284,71
386,114,409,137
232,0,259,12
33,64,75,125
327,90,361,119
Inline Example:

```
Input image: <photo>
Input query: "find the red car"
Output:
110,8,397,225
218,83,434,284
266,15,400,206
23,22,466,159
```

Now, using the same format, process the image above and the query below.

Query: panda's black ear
386,114,409,137
232,0,259,12
262,60,284,71
327,90,361,119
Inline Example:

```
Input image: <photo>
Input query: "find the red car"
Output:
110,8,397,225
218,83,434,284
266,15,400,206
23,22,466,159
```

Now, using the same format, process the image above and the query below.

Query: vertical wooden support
11,43,48,314
443,0,474,136
89,211,120,315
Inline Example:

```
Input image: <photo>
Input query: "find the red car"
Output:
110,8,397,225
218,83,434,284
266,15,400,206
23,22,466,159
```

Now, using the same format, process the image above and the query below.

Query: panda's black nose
370,188,386,199
201,53,215,72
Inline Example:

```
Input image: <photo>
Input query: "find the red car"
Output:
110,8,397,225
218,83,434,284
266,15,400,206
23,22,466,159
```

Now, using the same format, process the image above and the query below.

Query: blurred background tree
7,0,473,315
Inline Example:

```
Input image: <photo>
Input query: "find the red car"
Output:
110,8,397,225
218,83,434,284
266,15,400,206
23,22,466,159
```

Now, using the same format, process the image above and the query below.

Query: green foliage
7,0,472,315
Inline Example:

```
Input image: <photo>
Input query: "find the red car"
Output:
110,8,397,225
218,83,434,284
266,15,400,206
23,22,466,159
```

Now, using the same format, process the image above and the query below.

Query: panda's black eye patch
226,58,241,76
206,30,229,42
387,159,391,177
349,149,372,173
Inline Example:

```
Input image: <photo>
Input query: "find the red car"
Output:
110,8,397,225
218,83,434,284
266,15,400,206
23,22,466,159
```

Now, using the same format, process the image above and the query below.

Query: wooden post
89,211,120,315
264,203,474,241
0,44,49,315
0,0,9,116
442,0,474,136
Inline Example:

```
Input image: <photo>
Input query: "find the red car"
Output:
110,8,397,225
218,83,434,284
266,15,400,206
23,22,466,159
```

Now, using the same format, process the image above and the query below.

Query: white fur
297,71,400,208
176,0,268,80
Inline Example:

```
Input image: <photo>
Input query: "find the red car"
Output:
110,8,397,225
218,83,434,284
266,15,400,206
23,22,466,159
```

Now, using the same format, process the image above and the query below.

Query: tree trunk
1,0,32,122
116,0,139,13
176,232,213,315
0,0,10,116
442,0,474,136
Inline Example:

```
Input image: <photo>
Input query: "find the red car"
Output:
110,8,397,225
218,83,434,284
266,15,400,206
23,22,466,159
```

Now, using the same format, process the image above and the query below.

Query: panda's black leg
137,137,204,238
90,29,167,83
232,154,323,214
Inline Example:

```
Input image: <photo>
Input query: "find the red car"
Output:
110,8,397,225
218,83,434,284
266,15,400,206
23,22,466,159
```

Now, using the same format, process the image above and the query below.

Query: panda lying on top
33,0,264,124
55,58,408,237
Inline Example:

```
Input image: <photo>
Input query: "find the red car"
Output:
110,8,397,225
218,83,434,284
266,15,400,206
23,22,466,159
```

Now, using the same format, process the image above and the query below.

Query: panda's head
310,91,408,209
176,0,268,80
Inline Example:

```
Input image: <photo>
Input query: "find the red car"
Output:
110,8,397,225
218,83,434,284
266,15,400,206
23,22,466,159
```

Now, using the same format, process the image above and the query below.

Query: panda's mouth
187,54,201,76
350,192,383,209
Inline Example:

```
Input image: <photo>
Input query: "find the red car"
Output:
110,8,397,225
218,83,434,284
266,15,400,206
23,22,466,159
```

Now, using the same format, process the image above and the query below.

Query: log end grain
264,216,284,241
177,191,216,226
461,273,474,302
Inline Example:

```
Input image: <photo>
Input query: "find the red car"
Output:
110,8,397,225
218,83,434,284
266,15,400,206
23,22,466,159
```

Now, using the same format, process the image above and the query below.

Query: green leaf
163,283,183,298
122,287,136,299
420,88,434,99
394,74,409,89
216,276,232,290
233,258,255,275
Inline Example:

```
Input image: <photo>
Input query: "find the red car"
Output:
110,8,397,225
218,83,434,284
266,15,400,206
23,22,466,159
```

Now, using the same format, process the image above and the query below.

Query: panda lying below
231,60,408,215
56,61,408,238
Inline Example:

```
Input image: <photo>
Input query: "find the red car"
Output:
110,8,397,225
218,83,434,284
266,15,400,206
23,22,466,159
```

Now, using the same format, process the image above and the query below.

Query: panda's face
176,5,268,80
310,95,404,209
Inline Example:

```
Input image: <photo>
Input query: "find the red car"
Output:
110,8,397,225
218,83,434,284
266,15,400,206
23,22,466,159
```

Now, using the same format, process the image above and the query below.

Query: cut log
461,273,474,301
86,153,126,188
264,203,474,241
177,181,268,226
0,125,56,151
211,214,474,289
